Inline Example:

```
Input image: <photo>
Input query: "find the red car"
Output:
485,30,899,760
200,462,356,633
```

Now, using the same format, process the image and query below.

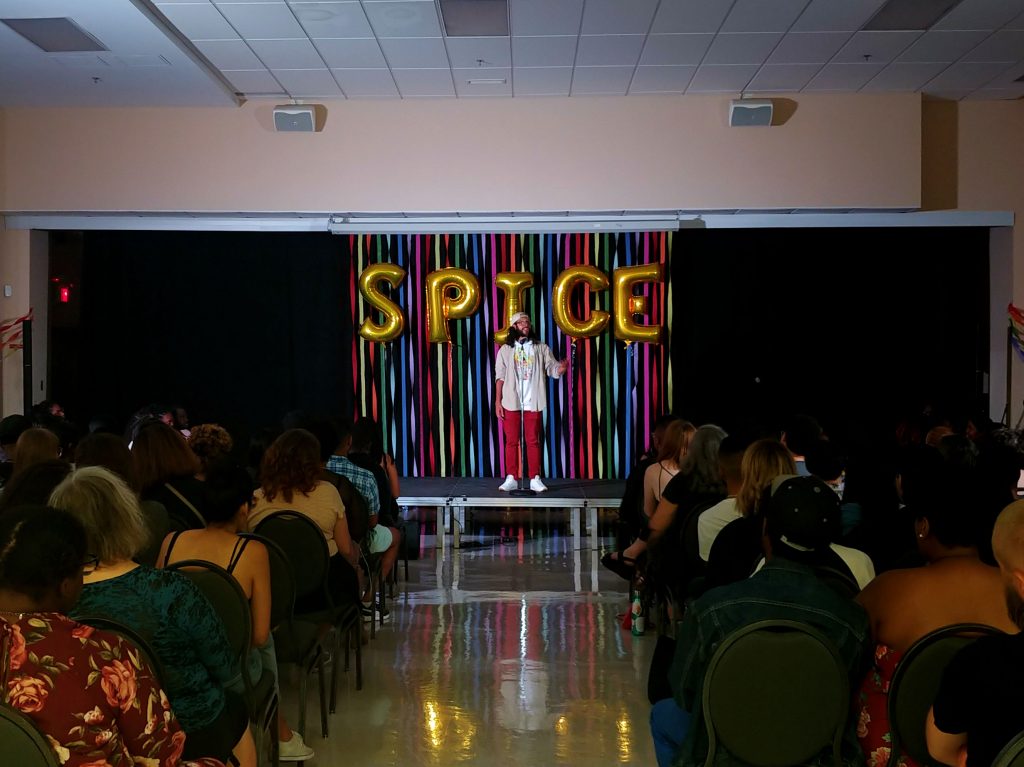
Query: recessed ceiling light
440,0,509,37
1,17,107,52
864,0,964,31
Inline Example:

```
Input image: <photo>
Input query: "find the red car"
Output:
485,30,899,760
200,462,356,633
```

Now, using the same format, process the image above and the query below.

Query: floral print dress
1,612,223,767
857,643,918,767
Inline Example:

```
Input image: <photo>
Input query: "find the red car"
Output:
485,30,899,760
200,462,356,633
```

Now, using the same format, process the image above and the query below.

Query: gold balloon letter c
551,265,610,339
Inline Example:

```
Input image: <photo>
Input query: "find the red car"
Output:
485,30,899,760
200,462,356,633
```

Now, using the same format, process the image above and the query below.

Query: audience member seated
50,467,255,767
0,413,31,487
247,428,360,608
649,475,870,767
188,424,234,480
856,462,1016,767
158,462,313,762
602,420,694,580
12,427,60,476
0,505,225,767
0,459,71,513
780,413,824,476
806,438,863,536
695,435,746,562
133,420,207,530
75,432,140,491
613,414,681,552
927,499,1024,767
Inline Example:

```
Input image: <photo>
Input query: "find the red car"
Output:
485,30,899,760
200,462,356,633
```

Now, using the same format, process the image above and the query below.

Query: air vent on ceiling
863,0,963,31
440,0,509,37
0,17,107,52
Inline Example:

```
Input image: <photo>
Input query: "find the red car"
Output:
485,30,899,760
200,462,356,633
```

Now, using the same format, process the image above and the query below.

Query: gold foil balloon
551,265,610,339
358,262,407,343
612,263,664,344
426,268,481,343
493,271,534,344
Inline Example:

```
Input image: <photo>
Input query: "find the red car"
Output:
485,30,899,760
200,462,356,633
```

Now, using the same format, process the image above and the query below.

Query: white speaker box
729,99,773,127
273,105,317,132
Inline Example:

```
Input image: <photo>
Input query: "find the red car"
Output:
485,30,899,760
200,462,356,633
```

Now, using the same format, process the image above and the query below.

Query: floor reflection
281,511,654,765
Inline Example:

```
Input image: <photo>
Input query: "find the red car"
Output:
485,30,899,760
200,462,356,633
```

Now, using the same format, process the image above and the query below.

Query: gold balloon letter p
426,268,481,343
358,262,407,343
613,263,664,344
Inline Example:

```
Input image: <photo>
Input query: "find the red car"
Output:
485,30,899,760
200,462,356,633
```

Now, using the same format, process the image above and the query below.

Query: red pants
503,410,542,479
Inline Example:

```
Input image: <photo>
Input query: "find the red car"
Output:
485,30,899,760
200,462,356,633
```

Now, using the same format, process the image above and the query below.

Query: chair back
887,623,1003,767
0,705,60,766
135,500,170,567
253,511,331,605
73,615,166,685
993,730,1024,767
239,532,295,630
701,619,848,767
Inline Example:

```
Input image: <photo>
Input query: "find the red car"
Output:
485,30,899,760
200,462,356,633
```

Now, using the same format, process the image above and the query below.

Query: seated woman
247,429,360,608
188,424,234,481
0,458,71,513
0,504,224,767
133,420,207,531
157,462,313,762
11,427,61,477
49,466,256,767
855,452,1016,767
602,419,694,579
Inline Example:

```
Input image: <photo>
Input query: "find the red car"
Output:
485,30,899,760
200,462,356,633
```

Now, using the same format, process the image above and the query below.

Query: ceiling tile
704,34,782,66
790,0,888,32
331,67,398,96
651,0,732,34
639,34,712,66
924,90,972,100
364,1,442,37
216,2,306,38
510,0,584,35
861,61,949,90
1008,10,1024,29
686,64,759,92
272,67,342,95
158,4,238,40
967,86,1024,99
248,38,324,68
391,67,454,96
833,31,921,63
898,30,990,62
721,0,809,34
379,37,449,67
629,64,696,92
934,0,1024,31
512,36,577,67
195,39,263,68
746,63,821,91
221,68,281,93
513,66,572,95
581,0,659,35
803,61,885,90
315,38,387,67
768,32,851,63
576,35,644,66
963,30,1024,62
982,60,1024,86
925,61,1010,89
445,36,511,68
291,2,374,38
453,67,511,96
570,65,634,94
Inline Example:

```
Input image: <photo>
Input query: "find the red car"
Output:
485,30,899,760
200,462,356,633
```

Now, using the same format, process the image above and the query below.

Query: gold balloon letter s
358,262,407,343
551,265,610,339
493,271,534,345
426,268,481,343
613,263,664,344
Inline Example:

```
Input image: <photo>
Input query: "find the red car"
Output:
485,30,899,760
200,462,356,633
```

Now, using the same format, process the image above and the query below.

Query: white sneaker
279,731,315,762
530,476,547,493
498,474,518,492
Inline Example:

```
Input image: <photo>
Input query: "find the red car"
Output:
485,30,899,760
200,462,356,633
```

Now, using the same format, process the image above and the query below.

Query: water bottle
631,594,644,636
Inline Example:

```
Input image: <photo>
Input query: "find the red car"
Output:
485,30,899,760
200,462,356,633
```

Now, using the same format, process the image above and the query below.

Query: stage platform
397,477,625,549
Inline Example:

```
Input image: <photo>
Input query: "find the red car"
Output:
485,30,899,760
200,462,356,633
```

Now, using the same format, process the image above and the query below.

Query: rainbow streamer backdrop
345,232,672,479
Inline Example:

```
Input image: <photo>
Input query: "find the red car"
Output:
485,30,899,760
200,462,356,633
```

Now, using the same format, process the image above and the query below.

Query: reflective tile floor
279,509,657,766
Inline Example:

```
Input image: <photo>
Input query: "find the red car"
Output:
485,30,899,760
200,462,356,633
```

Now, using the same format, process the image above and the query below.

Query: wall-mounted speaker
273,105,318,132
729,99,773,127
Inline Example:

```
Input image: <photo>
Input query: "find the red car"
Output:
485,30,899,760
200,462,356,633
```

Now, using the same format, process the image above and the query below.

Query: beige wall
0,93,921,214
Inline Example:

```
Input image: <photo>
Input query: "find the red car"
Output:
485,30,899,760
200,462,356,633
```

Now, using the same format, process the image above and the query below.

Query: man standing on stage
495,311,567,493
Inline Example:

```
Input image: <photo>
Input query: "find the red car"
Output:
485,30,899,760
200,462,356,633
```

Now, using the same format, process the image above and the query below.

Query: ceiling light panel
440,0,509,37
1,17,107,52
864,0,962,31
453,67,511,95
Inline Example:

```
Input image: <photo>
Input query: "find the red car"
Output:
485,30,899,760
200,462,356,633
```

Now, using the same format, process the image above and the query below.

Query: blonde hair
994,500,1024,572
736,439,797,518
49,466,149,563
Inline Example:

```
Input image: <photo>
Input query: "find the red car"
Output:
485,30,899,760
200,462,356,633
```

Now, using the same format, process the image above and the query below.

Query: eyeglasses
80,555,100,575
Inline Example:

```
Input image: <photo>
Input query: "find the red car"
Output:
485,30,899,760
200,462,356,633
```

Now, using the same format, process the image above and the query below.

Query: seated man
926,499,1024,767
650,475,870,767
